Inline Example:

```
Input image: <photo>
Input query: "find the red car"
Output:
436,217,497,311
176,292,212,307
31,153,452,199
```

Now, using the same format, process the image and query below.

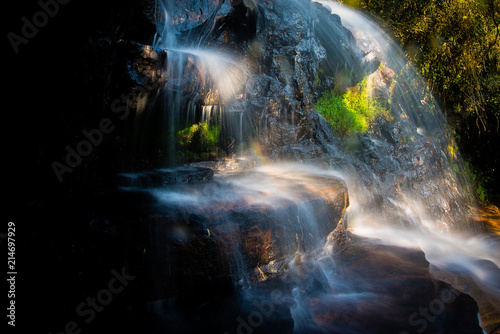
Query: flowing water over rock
78,0,500,332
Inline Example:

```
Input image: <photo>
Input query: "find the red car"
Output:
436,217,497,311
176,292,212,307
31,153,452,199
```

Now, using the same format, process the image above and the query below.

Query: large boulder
288,233,484,334
81,166,349,302
139,167,349,298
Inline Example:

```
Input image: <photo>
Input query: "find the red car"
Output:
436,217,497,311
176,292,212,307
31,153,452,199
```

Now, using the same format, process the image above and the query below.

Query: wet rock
252,0,364,105
136,169,349,298
117,167,214,187
245,74,283,108
430,260,500,334
241,0,368,161
154,0,234,46
288,233,484,334
367,67,396,110
75,167,349,303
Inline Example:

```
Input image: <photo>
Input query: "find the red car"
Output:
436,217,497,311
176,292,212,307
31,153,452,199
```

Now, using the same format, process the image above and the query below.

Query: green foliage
464,157,492,203
343,0,500,202
344,0,500,131
315,79,388,136
176,122,221,161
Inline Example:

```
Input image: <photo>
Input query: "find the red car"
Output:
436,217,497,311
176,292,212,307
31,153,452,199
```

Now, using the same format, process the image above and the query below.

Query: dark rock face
136,0,367,163
241,0,366,159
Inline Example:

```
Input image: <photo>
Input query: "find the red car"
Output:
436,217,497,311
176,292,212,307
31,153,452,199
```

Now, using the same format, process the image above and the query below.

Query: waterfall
303,1,478,234
308,0,500,315
119,0,500,332
148,0,251,165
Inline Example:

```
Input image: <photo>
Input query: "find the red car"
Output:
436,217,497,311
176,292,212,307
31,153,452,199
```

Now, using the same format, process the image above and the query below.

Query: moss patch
176,122,221,161
315,79,390,136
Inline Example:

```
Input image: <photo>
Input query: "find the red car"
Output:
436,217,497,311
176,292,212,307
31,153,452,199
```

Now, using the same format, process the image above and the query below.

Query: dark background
4,1,156,333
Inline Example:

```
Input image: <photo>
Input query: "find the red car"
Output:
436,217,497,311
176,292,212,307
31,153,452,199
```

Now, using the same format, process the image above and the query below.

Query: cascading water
316,0,500,297
118,0,500,333
311,0,476,230
149,0,251,165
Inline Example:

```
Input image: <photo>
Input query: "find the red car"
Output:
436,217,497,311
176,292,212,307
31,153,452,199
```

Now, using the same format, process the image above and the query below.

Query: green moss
315,79,389,136
176,122,221,161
